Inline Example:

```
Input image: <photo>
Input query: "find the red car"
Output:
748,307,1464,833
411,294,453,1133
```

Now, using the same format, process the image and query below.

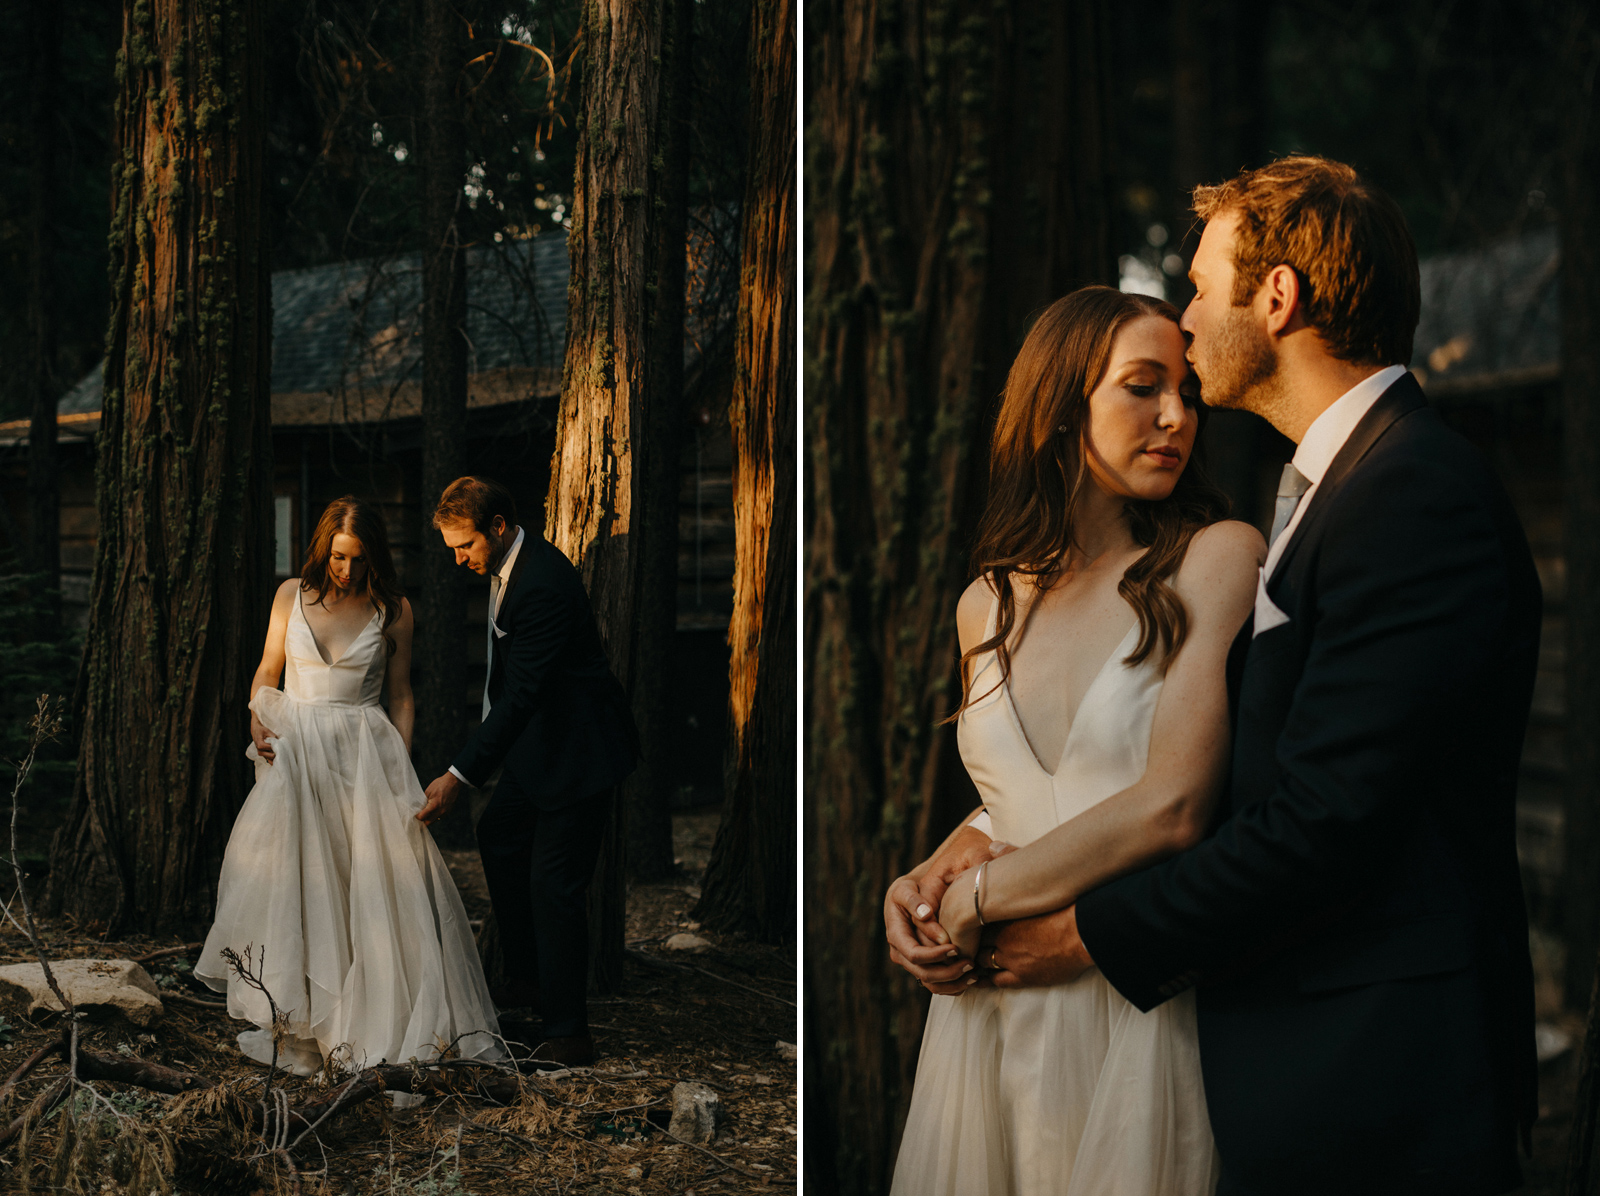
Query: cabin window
274,495,294,577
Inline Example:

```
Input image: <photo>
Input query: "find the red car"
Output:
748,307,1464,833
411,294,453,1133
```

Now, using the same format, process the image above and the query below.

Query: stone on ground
668,1080,724,1143
665,933,713,952
0,960,164,1026
776,1040,797,1062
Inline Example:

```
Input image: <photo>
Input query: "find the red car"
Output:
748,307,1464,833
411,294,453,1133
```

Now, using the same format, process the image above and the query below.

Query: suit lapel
1269,372,1426,585
489,531,533,693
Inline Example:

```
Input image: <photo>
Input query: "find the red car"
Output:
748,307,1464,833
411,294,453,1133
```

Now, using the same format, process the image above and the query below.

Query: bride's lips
1144,446,1182,468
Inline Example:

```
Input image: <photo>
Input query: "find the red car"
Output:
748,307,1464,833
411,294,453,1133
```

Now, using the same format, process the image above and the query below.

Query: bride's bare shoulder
1184,520,1265,575
956,574,1000,655
1172,521,1264,619
272,577,301,609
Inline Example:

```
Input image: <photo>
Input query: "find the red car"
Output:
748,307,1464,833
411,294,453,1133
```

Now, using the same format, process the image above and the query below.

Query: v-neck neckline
1002,619,1140,780
298,588,380,667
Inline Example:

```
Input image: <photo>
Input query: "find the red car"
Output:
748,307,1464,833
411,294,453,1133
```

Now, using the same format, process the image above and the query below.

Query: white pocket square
1253,567,1290,636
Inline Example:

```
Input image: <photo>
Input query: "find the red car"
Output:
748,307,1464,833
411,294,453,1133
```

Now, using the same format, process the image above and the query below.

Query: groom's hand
983,905,1094,989
418,771,464,824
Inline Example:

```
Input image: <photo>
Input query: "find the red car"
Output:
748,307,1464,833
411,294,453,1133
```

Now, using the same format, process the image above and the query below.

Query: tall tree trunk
45,0,272,933
805,2,1115,1190
545,0,668,996
412,0,473,849
1562,0,1600,1017
695,0,795,941
25,0,62,623
628,0,694,883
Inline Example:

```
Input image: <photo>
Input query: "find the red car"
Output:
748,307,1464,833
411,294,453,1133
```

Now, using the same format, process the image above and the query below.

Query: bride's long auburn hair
950,286,1230,721
301,497,406,655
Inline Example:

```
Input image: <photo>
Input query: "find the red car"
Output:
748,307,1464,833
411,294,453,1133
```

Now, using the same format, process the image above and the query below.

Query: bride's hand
938,865,984,960
250,712,276,764
938,841,1019,961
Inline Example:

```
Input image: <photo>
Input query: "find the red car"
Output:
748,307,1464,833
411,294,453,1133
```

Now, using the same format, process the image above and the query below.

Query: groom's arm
1074,453,1517,1012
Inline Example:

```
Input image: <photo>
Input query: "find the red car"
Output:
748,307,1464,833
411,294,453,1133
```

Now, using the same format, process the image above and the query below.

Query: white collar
1291,364,1408,484
493,526,526,584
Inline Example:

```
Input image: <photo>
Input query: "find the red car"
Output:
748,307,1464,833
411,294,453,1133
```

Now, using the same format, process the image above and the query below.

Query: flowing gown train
197,590,502,1076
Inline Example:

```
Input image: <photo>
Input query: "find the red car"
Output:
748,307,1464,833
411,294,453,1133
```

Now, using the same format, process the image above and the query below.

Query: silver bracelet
974,861,989,927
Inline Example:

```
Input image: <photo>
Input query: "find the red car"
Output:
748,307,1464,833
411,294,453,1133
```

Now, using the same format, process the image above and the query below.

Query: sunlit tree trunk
544,0,668,995
805,0,1115,1189
695,0,795,941
46,0,272,933
412,0,474,848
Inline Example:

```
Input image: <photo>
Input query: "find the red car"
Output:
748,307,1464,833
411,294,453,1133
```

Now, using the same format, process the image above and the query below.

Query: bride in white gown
885,288,1263,1195
197,496,501,1078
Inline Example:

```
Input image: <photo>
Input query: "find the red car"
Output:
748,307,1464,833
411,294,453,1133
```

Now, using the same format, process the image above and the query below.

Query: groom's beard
1196,303,1284,417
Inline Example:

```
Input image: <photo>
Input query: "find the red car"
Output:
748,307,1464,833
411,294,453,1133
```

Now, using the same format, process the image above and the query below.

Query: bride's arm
383,599,416,752
885,576,1016,989
248,580,300,762
939,521,1264,958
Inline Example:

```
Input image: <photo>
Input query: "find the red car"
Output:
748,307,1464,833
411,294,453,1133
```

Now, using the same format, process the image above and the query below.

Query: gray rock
664,933,713,952
668,1080,723,1144
0,960,164,1027
775,1040,797,1062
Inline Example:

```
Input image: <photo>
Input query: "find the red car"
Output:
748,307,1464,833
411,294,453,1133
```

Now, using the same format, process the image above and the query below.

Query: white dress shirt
1253,365,1407,634
447,526,525,785
1263,365,1407,580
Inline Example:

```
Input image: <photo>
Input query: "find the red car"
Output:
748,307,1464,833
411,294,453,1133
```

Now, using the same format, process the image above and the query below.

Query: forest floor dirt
0,808,796,1195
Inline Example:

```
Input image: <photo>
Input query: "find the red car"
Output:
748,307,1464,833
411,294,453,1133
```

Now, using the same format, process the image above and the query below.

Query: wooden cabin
0,231,737,806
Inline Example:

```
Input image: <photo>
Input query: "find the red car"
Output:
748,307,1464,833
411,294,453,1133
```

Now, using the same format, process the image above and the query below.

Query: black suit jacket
1076,374,1541,1196
450,533,639,805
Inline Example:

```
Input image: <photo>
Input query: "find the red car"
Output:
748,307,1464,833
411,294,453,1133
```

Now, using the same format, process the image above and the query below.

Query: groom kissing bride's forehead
886,153,1541,1196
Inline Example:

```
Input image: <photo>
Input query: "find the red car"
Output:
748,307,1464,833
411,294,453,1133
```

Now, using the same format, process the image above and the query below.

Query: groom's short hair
1193,156,1419,367
434,476,518,533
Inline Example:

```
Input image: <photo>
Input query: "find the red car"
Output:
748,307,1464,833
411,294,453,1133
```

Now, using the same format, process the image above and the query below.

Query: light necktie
483,572,503,719
1268,463,1313,549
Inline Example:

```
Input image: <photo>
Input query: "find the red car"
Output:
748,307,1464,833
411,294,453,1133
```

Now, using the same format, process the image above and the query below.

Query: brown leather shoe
519,1033,595,1071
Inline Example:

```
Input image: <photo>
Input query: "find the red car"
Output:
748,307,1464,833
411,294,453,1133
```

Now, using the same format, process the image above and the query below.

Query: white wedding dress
891,598,1219,1196
196,589,502,1077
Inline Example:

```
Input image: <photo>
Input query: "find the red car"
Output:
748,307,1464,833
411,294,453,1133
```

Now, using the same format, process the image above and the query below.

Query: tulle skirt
890,972,1219,1196
196,687,502,1072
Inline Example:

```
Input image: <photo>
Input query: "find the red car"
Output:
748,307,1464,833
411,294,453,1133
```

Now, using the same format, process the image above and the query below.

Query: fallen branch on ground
162,990,228,1010
0,1036,64,1105
131,943,205,966
625,948,796,1008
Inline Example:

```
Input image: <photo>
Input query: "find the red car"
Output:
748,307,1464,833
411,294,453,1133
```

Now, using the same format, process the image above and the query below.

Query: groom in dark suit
419,476,637,1070
889,157,1541,1194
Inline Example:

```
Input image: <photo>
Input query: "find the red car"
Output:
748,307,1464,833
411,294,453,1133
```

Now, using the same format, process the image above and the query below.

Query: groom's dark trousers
1077,373,1541,1196
451,534,638,1040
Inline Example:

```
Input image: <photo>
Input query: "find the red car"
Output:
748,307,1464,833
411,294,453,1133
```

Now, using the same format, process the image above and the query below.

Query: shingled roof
55,232,572,427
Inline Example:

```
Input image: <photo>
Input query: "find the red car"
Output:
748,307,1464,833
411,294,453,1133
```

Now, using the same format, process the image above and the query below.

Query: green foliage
370,1145,475,1196
266,0,585,271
